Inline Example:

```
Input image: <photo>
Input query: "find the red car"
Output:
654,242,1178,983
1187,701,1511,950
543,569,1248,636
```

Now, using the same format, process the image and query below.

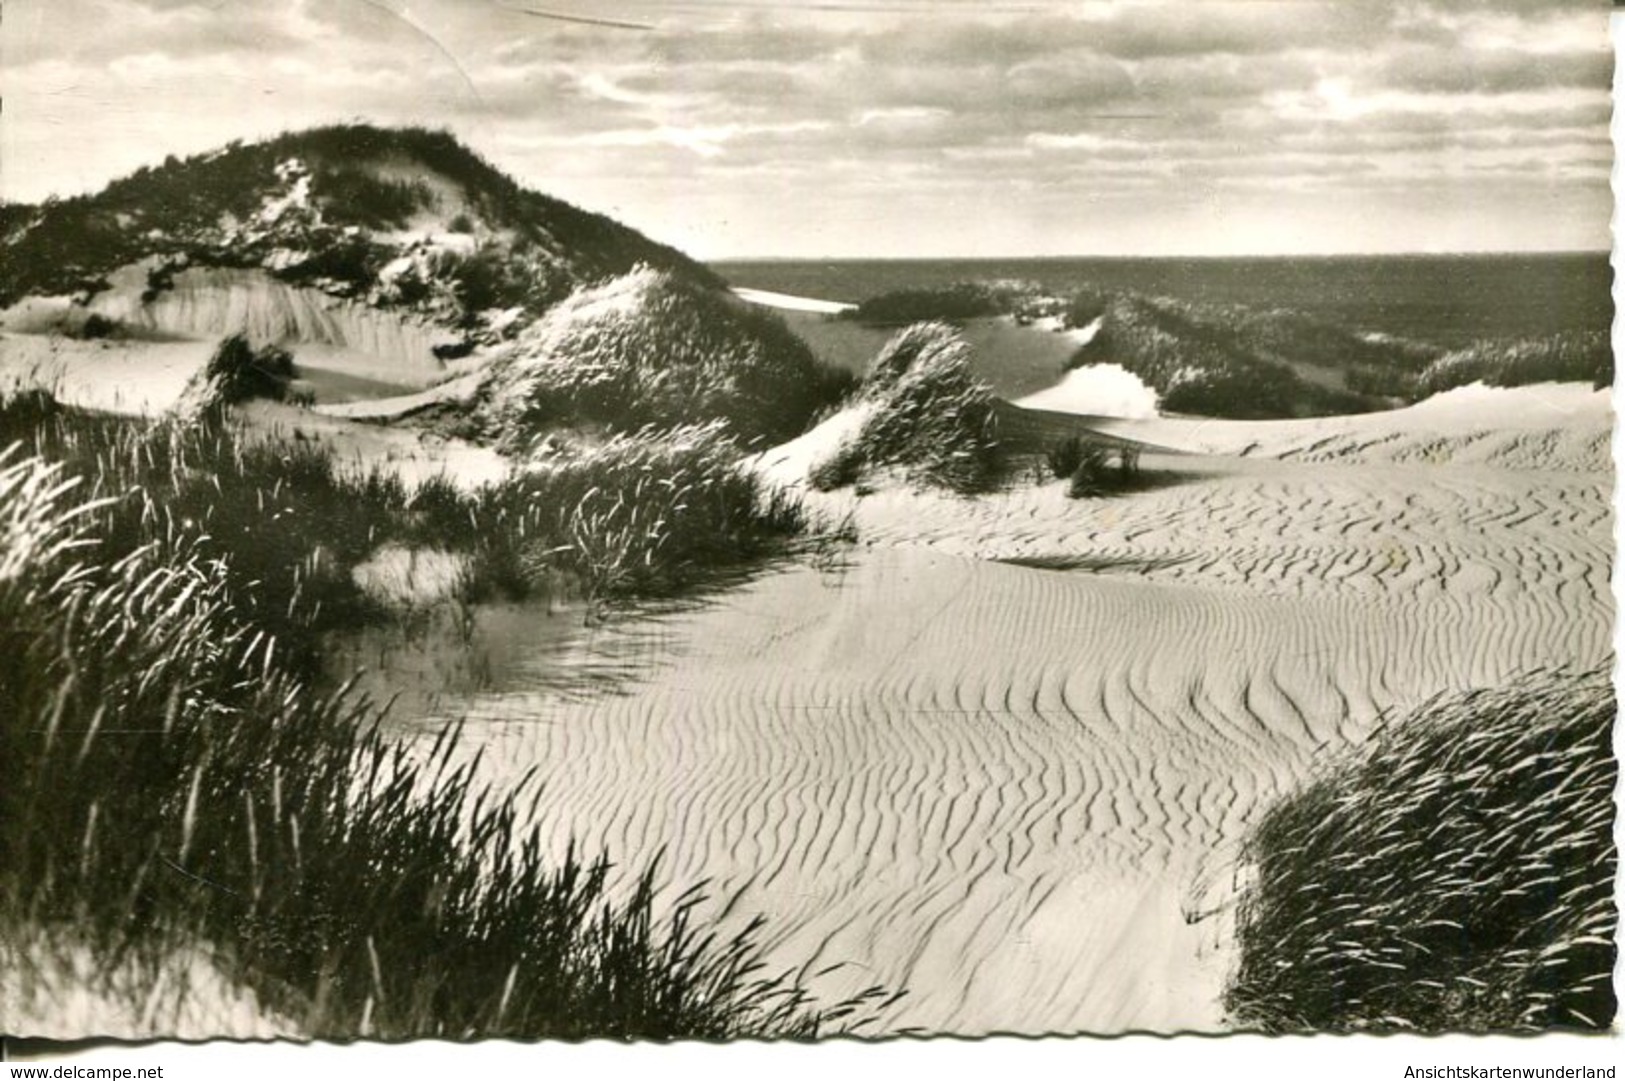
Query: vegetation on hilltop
1070,292,1392,419
1224,672,1616,1033
0,392,890,1038
479,268,855,450
842,280,1048,326
0,125,720,335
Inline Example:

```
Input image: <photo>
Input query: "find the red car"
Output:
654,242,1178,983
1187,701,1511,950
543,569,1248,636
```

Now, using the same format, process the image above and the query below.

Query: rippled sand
379,385,1613,1035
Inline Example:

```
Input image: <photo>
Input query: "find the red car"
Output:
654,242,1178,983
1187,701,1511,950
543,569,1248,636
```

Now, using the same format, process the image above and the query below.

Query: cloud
0,0,1611,256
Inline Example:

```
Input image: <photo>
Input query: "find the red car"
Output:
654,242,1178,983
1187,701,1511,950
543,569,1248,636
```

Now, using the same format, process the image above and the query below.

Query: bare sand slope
0,332,213,414
1,263,464,407
1089,382,1612,467
87,266,456,387
389,385,1611,1035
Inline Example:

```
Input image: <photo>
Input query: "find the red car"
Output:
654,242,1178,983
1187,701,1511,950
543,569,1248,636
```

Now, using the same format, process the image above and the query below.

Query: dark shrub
77,314,119,340
1046,435,1085,480
1065,444,1112,499
194,334,296,405
846,281,1037,326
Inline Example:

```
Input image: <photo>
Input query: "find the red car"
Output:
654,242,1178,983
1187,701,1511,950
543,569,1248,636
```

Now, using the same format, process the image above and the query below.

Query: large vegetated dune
375,379,1613,1034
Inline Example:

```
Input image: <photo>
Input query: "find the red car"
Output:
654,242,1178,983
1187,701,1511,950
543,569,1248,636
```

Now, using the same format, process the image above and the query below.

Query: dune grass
809,322,1001,495
470,422,807,603
1041,435,1143,499
0,394,810,679
0,404,893,1038
174,335,297,414
1224,671,1616,1033
1417,332,1613,396
481,267,854,450
1066,293,1400,418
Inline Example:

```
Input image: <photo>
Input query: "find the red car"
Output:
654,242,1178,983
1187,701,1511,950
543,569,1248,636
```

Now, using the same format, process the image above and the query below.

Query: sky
0,0,1613,259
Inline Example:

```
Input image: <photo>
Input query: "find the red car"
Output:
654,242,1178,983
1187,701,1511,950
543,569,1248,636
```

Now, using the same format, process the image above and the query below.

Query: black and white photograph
0,0,1617,1062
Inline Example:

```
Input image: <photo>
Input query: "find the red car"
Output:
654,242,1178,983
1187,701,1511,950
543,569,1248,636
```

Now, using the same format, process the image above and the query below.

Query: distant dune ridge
761,277,1611,422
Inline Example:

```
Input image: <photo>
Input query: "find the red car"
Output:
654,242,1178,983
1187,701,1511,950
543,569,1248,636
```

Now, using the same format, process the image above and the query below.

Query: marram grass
0,396,809,666
810,322,1001,495
1224,671,1616,1033
0,401,893,1039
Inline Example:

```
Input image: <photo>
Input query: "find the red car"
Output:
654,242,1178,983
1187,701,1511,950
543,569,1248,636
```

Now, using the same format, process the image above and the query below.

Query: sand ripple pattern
383,399,1612,1035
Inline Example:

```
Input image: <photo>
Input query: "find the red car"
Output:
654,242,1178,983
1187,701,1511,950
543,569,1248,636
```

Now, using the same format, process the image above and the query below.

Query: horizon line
707,248,1613,263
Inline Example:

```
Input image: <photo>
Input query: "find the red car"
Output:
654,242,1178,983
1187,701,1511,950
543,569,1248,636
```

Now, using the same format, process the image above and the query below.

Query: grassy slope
479,268,855,450
810,322,1000,495
1224,672,1616,1033
1418,332,1613,396
0,394,888,1038
0,125,719,314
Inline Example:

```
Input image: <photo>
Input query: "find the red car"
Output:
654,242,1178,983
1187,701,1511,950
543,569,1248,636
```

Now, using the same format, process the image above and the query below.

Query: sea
713,252,1613,347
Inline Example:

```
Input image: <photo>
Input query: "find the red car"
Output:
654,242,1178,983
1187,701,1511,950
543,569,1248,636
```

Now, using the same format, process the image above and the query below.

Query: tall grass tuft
0,433,892,1038
473,423,806,603
810,322,1001,495
1224,671,1616,1033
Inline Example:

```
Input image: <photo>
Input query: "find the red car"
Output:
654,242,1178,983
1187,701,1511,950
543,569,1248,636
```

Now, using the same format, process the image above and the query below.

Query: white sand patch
750,401,877,488
82,266,457,386
3,935,292,1040
1405,379,1607,422
1013,362,1158,418
1063,314,1103,346
1070,315,1102,345
1087,381,1611,464
0,333,214,416
731,287,857,315
317,371,486,420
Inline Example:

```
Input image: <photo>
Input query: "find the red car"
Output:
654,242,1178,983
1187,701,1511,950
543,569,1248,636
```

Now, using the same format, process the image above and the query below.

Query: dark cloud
1371,46,1612,95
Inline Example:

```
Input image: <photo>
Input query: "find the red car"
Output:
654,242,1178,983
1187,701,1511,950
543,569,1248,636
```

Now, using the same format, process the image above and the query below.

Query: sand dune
732,287,857,315
0,263,465,411
0,332,214,415
1012,361,1158,418
364,382,1612,1035
1086,382,1612,465
86,266,457,386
